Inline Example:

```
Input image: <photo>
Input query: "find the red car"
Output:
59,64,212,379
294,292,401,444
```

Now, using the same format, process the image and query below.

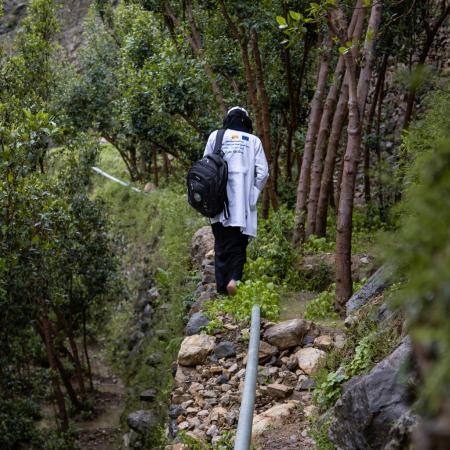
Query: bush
303,235,335,254
247,205,296,283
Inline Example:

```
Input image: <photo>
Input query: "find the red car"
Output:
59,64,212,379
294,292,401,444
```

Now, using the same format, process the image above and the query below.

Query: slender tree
293,35,332,244
305,0,365,238
331,0,383,313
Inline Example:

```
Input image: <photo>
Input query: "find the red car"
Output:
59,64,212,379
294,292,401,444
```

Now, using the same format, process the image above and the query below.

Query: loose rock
127,410,157,434
296,347,327,375
191,226,215,266
145,352,162,366
258,340,278,363
139,389,157,402
178,335,216,366
314,335,333,350
264,319,310,350
214,341,236,359
267,383,294,399
252,401,299,439
185,312,210,336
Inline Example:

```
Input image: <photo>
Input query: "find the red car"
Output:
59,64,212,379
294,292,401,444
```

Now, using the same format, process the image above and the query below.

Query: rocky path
76,343,125,450
168,227,346,449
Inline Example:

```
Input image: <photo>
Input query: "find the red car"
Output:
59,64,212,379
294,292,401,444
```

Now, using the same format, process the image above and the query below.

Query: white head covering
227,106,249,117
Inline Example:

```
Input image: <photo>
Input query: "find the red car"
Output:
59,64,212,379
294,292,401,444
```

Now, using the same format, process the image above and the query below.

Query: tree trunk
335,56,360,314
82,307,94,391
305,57,345,238
56,311,86,401
53,351,83,411
273,131,282,193
282,30,311,182
315,0,366,237
39,315,69,431
103,135,137,181
315,83,348,237
334,1,383,313
363,52,388,204
293,35,332,244
163,152,170,179
251,28,279,214
306,2,365,238
375,73,386,219
36,323,83,411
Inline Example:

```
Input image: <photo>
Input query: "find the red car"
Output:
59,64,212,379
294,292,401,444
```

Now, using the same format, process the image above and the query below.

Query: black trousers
211,223,249,294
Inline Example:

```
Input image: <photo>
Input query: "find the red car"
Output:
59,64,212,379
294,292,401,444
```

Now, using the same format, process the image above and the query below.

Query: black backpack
187,129,229,219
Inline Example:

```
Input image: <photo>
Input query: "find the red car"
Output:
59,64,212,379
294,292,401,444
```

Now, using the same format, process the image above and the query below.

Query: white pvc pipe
91,166,141,192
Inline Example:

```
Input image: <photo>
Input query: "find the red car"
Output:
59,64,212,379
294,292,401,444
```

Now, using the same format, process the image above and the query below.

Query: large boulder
191,226,214,267
178,334,216,366
329,338,415,450
346,265,391,316
264,319,310,350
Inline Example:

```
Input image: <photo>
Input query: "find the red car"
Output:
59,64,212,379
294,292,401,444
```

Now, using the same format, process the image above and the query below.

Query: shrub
247,205,296,283
303,235,335,254
206,279,280,325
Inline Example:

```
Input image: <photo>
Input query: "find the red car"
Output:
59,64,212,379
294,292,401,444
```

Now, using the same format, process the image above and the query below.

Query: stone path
168,227,346,448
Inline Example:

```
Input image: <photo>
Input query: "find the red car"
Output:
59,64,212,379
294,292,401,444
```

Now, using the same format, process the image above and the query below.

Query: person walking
203,106,269,296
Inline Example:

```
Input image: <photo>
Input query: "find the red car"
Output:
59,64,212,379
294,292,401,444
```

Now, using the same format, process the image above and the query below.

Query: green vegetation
385,88,450,419
94,146,204,447
308,412,334,450
305,278,367,321
303,235,335,254
1,0,449,448
0,1,119,446
311,295,403,410
205,279,280,329
205,207,296,330
247,205,297,283
304,284,338,320
178,430,234,449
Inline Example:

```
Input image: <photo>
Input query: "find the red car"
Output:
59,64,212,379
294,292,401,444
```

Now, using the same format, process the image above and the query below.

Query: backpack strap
223,196,230,220
213,129,225,157
213,128,229,220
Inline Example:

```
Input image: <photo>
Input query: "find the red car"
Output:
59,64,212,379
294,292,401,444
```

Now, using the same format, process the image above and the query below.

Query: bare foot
227,279,237,296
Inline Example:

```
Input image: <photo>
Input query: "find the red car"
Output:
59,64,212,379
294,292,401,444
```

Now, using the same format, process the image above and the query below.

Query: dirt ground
254,406,315,450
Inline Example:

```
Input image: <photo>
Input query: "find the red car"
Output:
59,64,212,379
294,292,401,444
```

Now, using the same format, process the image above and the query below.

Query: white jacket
204,129,269,237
